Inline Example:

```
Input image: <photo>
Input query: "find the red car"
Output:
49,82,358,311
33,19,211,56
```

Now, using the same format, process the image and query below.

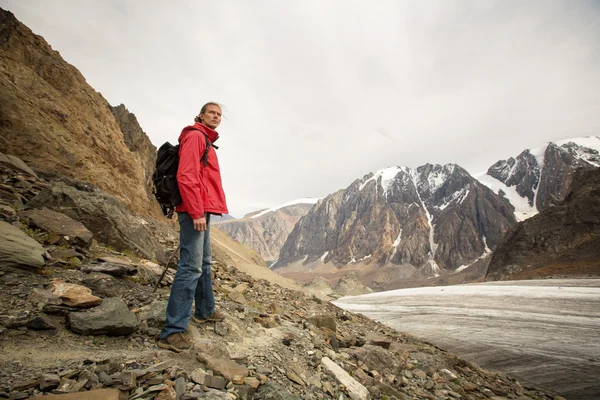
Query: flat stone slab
19,208,93,248
32,388,120,399
48,280,102,308
0,220,45,269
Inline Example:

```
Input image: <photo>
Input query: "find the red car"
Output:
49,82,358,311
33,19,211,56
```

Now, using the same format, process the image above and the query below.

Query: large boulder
0,220,45,269
27,183,165,259
68,297,138,336
18,207,93,248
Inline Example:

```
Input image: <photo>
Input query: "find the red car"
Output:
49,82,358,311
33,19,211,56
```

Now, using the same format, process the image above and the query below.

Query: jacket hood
179,122,220,144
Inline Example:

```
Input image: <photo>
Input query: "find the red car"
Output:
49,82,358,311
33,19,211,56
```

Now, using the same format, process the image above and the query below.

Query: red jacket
175,122,228,219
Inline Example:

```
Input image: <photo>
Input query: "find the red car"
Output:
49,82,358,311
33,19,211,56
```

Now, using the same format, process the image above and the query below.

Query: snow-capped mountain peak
478,136,599,220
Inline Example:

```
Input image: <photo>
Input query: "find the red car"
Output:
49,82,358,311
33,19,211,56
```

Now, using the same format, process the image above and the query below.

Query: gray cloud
2,0,599,217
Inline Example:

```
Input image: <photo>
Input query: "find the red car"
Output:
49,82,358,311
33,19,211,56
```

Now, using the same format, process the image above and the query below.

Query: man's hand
193,217,207,231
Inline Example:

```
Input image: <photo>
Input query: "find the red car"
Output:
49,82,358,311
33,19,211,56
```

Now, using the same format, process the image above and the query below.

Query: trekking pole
153,244,180,293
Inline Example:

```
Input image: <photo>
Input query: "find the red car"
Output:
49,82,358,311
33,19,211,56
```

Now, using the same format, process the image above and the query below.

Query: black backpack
152,135,216,218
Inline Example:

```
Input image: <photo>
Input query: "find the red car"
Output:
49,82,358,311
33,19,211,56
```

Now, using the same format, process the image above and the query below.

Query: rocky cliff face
486,168,600,281
0,8,157,215
480,137,600,219
215,202,316,263
277,164,516,280
110,104,156,201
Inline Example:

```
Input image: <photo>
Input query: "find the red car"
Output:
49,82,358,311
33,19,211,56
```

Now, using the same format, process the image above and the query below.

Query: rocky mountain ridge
275,163,516,289
477,136,600,220
486,167,600,281
0,8,159,216
215,199,318,264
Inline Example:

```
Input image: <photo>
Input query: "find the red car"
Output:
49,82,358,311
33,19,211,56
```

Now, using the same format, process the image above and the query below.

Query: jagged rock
138,299,168,328
11,379,38,391
47,280,102,308
256,382,302,400
39,374,60,391
243,377,260,389
136,260,170,285
81,273,126,298
80,261,136,277
214,321,229,336
18,208,93,248
321,357,371,400
227,290,247,304
48,247,81,261
205,375,226,389
190,368,207,385
368,337,391,350
29,288,62,309
30,389,121,399
27,314,56,330
286,371,304,386
0,310,33,328
174,377,186,397
196,353,249,381
68,298,138,336
308,314,336,332
110,104,157,201
0,152,37,178
345,345,399,372
156,386,177,400
120,370,136,390
374,382,408,400
0,220,45,269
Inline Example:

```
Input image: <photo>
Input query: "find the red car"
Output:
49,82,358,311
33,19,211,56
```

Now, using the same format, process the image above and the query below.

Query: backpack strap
200,135,218,166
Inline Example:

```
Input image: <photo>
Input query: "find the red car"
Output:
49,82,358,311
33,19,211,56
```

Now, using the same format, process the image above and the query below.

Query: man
159,102,228,352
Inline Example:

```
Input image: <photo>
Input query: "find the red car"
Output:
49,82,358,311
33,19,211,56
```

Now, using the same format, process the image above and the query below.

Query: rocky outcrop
277,164,515,281
18,207,93,249
0,220,45,269
486,168,600,280
0,8,158,215
110,104,157,201
216,201,316,263
483,136,600,216
25,183,169,260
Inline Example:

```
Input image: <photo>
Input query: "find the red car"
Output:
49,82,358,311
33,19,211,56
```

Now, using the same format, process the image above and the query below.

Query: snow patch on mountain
427,164,455,193
250,198,320,219
476,173,538,220
438,187,470,211
320,251,329,262
359,166,403,195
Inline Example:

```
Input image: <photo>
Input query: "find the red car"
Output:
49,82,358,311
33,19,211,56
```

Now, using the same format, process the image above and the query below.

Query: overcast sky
2,1,600,217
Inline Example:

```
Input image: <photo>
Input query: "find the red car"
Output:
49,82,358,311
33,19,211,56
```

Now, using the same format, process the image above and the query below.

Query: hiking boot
158,332,193,352
192,311,226,324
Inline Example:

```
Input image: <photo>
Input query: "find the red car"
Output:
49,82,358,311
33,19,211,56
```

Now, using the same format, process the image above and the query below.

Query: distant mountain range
214,199,319,263
266,136,599,289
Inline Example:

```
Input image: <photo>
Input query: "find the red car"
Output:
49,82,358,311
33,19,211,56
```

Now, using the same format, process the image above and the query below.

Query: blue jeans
160,212,215,338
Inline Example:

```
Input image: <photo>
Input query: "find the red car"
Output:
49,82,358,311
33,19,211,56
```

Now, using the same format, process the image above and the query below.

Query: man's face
201,105,222,129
